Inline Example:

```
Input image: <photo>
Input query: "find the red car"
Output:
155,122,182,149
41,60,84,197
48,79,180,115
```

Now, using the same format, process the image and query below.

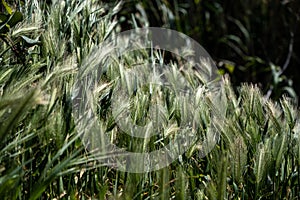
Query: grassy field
0,0,300,199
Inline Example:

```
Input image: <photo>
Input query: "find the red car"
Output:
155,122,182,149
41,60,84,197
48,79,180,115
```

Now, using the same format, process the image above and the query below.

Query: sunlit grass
0,0,299,199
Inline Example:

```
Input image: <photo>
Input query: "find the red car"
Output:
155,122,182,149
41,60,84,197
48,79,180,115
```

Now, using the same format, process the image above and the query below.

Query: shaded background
3,0,299,100
110,0,300,101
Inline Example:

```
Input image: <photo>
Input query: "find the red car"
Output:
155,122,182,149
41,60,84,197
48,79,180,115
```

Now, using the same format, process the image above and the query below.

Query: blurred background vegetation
109,0,300,101
3,0,300,100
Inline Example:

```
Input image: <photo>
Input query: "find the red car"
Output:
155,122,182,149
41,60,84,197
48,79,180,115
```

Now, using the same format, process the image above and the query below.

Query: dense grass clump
0,0,299,199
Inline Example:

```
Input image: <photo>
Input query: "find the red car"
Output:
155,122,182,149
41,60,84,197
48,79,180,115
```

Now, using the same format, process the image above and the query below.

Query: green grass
0,0,299,199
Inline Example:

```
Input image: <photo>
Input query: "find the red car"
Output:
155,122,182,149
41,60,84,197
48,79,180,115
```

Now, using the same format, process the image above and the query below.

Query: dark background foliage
112,0,300,101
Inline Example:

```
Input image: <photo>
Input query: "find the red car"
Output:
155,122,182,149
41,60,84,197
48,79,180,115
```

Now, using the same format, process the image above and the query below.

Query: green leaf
218,68,225,75
224,63,235,74
6,11,23,28
224,34,248,53
20,35,41,47
282,86,297,99
1,0,12,15
228,16,250,45
0,12,23,34
0,13,8,24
